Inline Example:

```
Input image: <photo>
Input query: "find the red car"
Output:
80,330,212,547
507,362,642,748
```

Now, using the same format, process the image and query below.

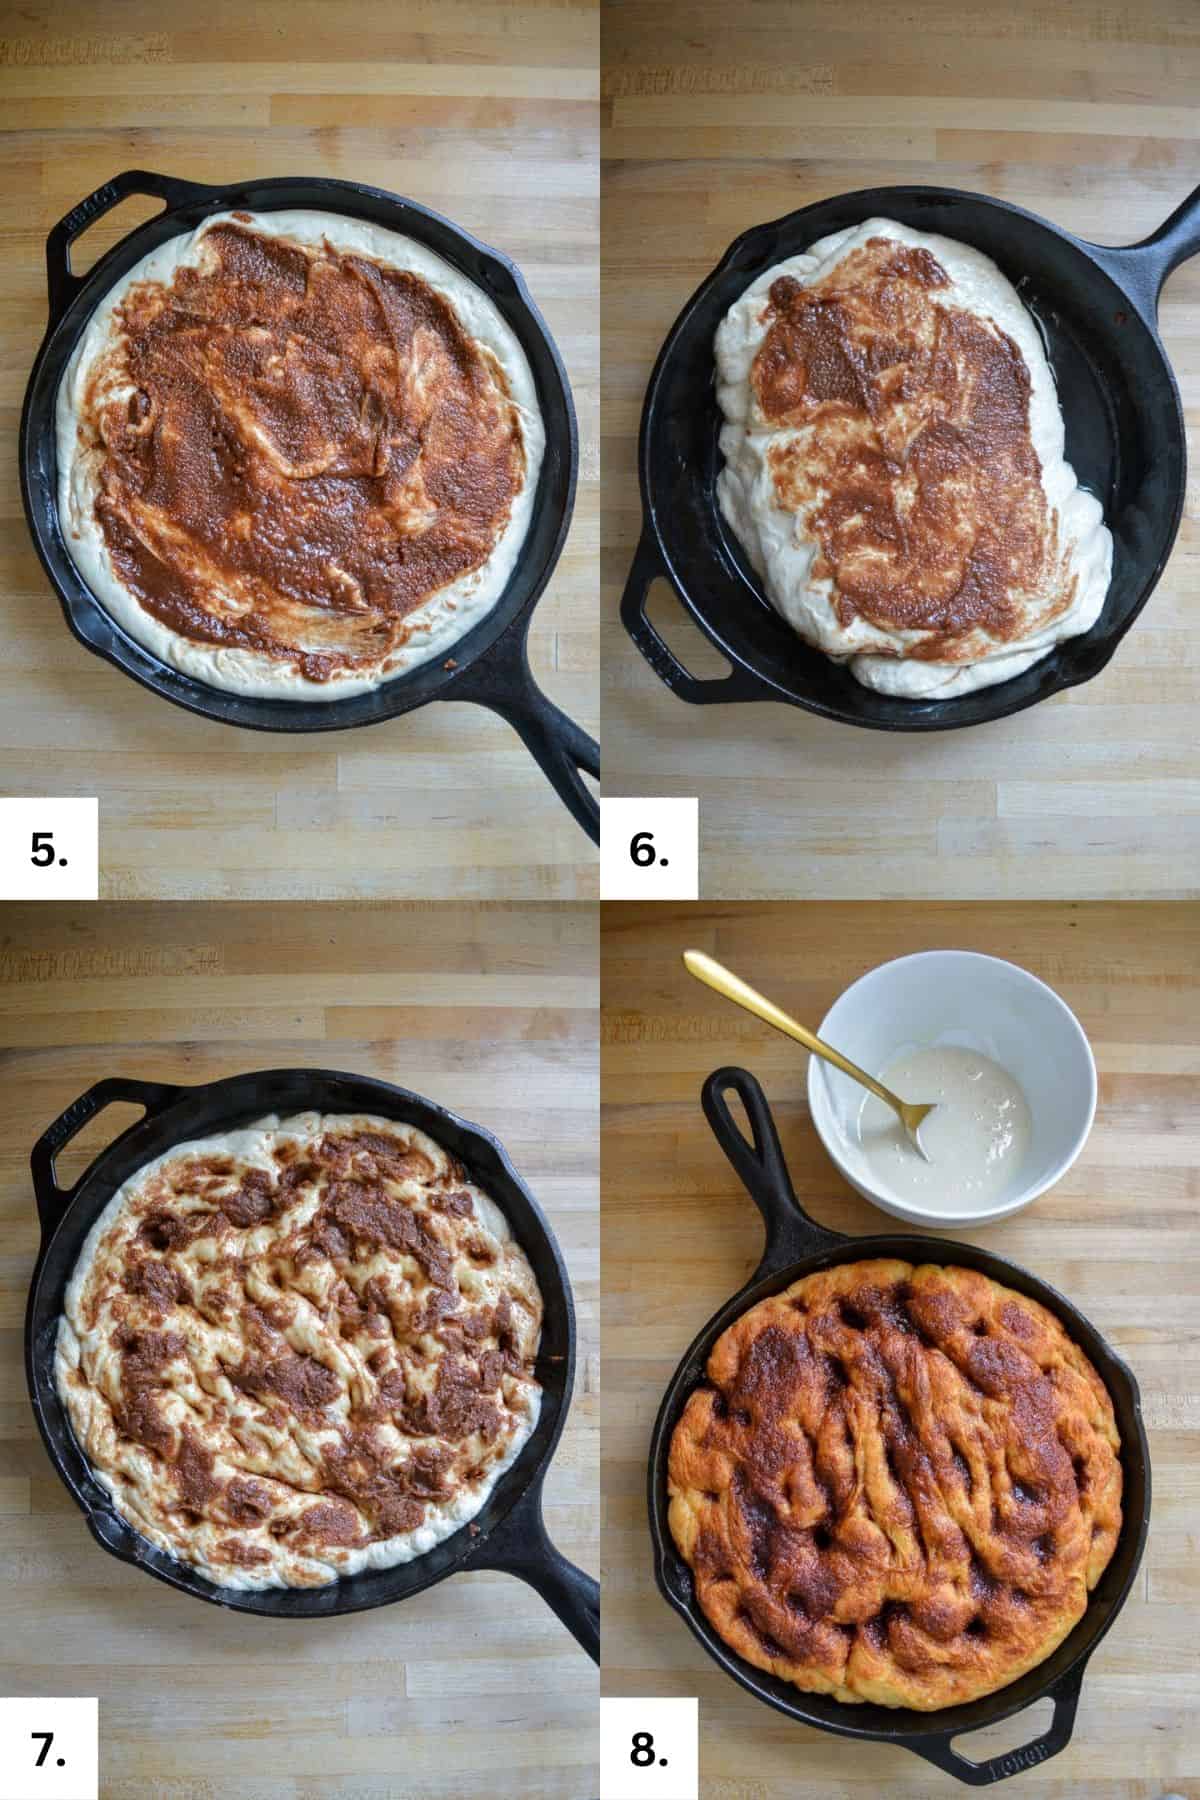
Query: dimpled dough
57,1113,543,1591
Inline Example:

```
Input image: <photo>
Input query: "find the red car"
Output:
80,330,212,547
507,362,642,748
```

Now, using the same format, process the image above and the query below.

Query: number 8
630,1730,656,1766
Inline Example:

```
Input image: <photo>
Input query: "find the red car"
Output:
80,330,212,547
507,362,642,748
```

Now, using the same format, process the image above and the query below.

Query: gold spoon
682,948,938,1162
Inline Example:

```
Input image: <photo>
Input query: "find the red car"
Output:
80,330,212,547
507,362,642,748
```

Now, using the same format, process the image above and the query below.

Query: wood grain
0,1,599,900
601,900,1200,1797
601,0,1200,899
0,900,599,1799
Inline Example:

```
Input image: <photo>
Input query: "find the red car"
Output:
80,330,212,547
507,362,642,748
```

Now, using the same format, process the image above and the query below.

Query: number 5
30,832,56,868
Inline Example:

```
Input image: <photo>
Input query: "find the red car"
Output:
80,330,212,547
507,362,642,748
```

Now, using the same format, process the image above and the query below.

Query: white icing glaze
857,1047,1032,1212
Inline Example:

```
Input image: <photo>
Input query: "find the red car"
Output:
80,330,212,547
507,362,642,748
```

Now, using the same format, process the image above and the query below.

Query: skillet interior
647,1067,1150,1781
20,173,578,735
27,1069,576,1619
629,183,1187,731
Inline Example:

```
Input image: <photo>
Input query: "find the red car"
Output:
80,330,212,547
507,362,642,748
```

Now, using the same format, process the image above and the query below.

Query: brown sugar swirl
69,218,534,686
667,1260,1122,1709
56,1113,542,1589
751,241,1070,656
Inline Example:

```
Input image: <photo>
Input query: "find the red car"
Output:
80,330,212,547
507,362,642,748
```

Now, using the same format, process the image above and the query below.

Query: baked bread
668,1260,1121,1709
56,1112,542,1590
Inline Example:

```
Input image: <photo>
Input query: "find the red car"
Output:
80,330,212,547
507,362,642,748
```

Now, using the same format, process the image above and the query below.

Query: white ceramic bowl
806,951,1096,1227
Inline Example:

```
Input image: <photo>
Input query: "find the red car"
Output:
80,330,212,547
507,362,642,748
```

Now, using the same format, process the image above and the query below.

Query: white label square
0,1698,98,1800
600,798,699,900
599,1697,698,1800
0,800,98,899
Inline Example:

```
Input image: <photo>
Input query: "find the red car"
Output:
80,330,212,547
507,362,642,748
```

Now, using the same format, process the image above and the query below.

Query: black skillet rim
627,180,1187,732
26,1067,576,1618
646,1071,1151,1769
19,171,579,735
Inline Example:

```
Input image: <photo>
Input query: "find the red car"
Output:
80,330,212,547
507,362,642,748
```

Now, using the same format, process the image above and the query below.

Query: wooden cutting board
0,0,599,900
0,899,599,1800
601,899,1200,1798
602,0,1200,900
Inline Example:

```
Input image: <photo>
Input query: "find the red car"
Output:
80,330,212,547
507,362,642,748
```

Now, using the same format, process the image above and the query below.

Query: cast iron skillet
26,1068,598,1659
20,168,598,841
622,181,1200,731
648,1067,1150,1784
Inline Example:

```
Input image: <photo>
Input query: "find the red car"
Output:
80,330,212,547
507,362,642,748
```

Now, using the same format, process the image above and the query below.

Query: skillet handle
31,1076,184,1240
621,531,767,706
464,1479,599,1663
1089,180,1200,323
702,1066,845,1273
448,623,599,844
46,169,222,324
905,1663,1085,1786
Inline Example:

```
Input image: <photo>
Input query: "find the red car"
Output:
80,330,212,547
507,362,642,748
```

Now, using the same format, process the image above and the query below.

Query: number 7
32,1731,54,1767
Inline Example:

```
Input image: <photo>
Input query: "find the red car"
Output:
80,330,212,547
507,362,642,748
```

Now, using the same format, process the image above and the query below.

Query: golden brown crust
667,1260,1122,1710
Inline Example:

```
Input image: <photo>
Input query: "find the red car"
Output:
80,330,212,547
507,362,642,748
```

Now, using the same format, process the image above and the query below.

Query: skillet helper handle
907,1663,1085,1786
701,1066,843,1272
1091,180,1200,322
31,1076,183,1239
450,626,599,844
466,1484,600,1663
46,169,221,324
621,531,766,705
